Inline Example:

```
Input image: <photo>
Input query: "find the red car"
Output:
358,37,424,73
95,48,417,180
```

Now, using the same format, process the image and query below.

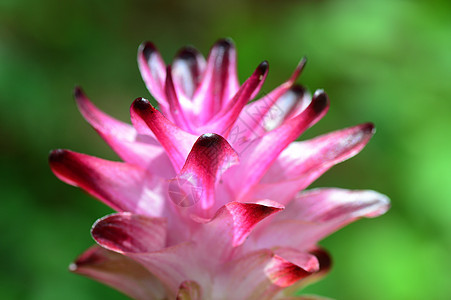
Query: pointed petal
172,47,206,99
74,87,173,177
254,123,375,204
168,133,239,209
195,201,283,262
130,98,198,172
164,65,192,130
228,90,329,200
70,245,166,300
201,61,268,136
49,149,166,216
91,212,167,253
193,38,240,123
234,58,307,141
137,42,168,109
218,249,316,300
176,280,202,300
255,188,390,250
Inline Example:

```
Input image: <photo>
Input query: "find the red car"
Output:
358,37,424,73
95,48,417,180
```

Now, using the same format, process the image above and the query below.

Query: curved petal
217,249,317,300
168,133,239,210
234,58,307,141
74,87,173,177
91,212,167,253
200,61,269,136
195,201,284,262
137,42,168,109
193,38,240,123
130,98,198,172
253,123,376,204
227,90,329,201
254,188,390,250
49,149,167,216
70,245,166,300
172,47,206,99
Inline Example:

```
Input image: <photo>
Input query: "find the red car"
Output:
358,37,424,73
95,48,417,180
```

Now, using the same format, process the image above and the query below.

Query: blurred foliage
1,0,450,299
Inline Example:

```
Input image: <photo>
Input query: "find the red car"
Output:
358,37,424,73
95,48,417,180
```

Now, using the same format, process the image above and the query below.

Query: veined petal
227,90,329,200
70,245,166,300
253,123,375,204
172,47,206,99
201,61,269,137
255,188,390,250
218,249,316,300
130,98,198,172
176,280,203,300
74,87,173,177
168,133,239,210
234,58,307,141
49,149,166,216
193,38,240,123
195,201,284,262
91,212,167,253
137,42,168,110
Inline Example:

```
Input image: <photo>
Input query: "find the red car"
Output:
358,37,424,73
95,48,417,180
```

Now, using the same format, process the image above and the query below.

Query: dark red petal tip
290,84,307,96
257,60,269,75
215,38,234,50
49,149,68,163
362,122,375,134
311,89,329,114
132,97,152,112
176,46,199,60
196,133,222,148
139,42,157,60
73,86,84,98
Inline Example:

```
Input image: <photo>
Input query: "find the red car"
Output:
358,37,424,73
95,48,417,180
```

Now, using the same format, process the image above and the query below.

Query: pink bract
50,39,389,299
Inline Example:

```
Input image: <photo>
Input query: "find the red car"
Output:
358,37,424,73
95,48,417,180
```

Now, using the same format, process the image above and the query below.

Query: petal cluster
50,39,389,299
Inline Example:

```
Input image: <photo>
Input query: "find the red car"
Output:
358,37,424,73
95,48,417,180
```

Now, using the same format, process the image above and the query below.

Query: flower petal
193,38,240,123
254,123,375,204
172,47,206,99
70,245,166,300
74,87,173,177
195,201,283,263
234,58,307,141
176,280,203,300
201,61,269,136
91,212,167,253
218,249,316,300
168,133,239,210
137,42,168,110
130,98,198,172
227,90,329,200
255,188,390,250
49,149,166,216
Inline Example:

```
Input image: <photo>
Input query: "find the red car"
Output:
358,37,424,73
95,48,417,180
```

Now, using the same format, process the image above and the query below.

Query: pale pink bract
49,39,390,300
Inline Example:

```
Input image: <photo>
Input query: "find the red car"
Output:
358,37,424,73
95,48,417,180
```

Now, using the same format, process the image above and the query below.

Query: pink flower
49,39,389,299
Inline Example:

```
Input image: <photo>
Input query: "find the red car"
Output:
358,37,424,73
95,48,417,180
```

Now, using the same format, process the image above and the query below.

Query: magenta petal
202,61,269,136
256,188,390,250
219,249,315,299
176,280,202,300
255,123,376,204
228,90,329,200
137,42,168,109
172,47,206,99
49,149,166,215
70,245,165,300
91,212,167,253
130,98,198,172
168,133,239,209
193,38,240,123
196,201,283,261
74,87,172,177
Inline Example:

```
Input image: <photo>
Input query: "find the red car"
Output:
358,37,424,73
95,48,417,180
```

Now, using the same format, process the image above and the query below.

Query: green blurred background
1,0,450,299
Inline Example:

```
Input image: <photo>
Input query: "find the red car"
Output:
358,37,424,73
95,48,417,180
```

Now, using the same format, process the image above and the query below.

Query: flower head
50,39,389,299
